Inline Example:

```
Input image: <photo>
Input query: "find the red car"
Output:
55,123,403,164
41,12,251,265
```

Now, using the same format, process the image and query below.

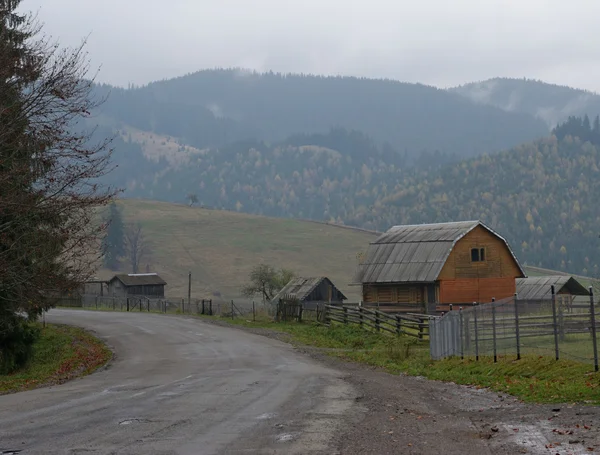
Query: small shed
352,220,525,313
516,275,589,307
108,273,167,298
272,277,347,306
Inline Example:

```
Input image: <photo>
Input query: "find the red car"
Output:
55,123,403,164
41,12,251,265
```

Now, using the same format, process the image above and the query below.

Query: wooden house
272,277,347,307
352,221,525,313
108,273,166,298
516,275,589,308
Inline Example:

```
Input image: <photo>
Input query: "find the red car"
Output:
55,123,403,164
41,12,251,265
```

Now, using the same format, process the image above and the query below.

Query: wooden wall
438,225,522,280
439,277,516,303
363,284,426,306
435,225,522,303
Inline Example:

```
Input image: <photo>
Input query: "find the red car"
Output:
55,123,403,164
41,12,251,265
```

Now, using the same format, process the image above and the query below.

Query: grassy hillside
96,199,377,301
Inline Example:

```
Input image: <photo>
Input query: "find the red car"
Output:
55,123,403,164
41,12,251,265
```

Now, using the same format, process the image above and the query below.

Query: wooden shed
272,277,347,306
108,273,167,298
352,220,525,313
516,275,589,307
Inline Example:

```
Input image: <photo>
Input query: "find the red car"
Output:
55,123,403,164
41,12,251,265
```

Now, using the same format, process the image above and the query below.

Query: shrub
0,312,40,374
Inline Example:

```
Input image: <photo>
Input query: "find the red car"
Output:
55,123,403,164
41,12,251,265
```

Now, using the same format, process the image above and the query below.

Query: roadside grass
204,313,600,405
0,323,112,395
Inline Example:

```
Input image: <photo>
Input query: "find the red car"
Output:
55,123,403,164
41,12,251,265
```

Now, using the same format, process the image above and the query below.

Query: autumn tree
0,1,117,372
241,264,295,302
124,223,150,274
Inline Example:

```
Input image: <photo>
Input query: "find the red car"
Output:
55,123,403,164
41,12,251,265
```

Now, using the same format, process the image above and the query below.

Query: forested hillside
93,69,548,161
106,119,600,277
88,69,600,277
451,78,600,128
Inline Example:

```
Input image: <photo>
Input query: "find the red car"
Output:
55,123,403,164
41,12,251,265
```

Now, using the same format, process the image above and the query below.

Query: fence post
253,301,256,322
298,304,303,323
375,310,380,332
147,298,150,312
139,298,142,312
395,315,401,335
514,293,521,360
464,303,473,353
474,304,479,361
188,271,192,311
95,296,98,310
459,307,464,360
126,298,130,312
491,298,497,363
558,296,565,342
182,298,185,314
209,299,213,316
589,287,599,372
343,306,348,324
441,314,446,358
113,297,116,311
231,300,234,320
551,285,559,361
358,307,364,328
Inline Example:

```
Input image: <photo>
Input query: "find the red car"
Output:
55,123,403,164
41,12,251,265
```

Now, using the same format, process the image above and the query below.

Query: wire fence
429,289,599,371
56,294,271,319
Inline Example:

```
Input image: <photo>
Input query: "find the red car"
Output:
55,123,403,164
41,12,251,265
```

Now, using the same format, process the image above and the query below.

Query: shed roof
272,277,347,302
110,273,167,287
353,220,525,284
516,275,589,300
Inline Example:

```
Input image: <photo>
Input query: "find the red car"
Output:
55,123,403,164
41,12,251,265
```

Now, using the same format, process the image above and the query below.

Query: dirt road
0,310,598,454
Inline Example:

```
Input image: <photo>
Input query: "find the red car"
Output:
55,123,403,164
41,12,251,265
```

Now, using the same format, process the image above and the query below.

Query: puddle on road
276,433,295,442
119,418,151,426
256,413,278,420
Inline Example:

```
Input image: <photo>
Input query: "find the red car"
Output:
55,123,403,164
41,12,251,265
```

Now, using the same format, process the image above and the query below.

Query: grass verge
0,323,112,395
204,314,600,405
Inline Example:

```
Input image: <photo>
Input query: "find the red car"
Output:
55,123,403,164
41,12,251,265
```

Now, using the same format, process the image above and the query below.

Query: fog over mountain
27,0,600,92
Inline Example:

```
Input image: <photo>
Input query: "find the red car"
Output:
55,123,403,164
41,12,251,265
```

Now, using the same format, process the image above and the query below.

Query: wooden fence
323,304,429,340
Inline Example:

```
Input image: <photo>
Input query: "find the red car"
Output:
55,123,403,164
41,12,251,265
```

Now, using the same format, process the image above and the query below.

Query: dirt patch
207,319,600,454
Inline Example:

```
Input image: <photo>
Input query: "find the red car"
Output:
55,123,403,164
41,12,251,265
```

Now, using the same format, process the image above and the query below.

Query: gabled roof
272,277,347,302
353,220,525,284
110,273,167,287
516,275,589,300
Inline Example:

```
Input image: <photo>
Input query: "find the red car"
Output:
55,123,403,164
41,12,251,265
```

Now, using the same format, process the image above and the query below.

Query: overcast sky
24,0,600,91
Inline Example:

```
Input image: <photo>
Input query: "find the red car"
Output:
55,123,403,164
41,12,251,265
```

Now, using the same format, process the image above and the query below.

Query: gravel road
0,310,598,455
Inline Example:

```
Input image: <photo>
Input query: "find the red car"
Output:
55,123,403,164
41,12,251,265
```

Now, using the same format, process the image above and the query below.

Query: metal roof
353,220,525,284
110,273,167,287
516,275,589,300
271,276,347,302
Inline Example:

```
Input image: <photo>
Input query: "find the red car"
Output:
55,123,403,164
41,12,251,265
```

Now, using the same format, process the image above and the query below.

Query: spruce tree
102,203,125,270
0,0,117,372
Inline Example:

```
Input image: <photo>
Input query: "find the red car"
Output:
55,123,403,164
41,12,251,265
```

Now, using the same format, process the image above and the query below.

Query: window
471,247,486,262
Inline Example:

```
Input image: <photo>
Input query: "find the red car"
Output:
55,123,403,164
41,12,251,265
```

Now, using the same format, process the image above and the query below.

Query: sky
24,0,600,91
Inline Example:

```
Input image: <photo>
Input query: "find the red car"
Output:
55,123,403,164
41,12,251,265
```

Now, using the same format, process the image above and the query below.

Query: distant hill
93,69,549,161
450,78,600,128
95,199,376,301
